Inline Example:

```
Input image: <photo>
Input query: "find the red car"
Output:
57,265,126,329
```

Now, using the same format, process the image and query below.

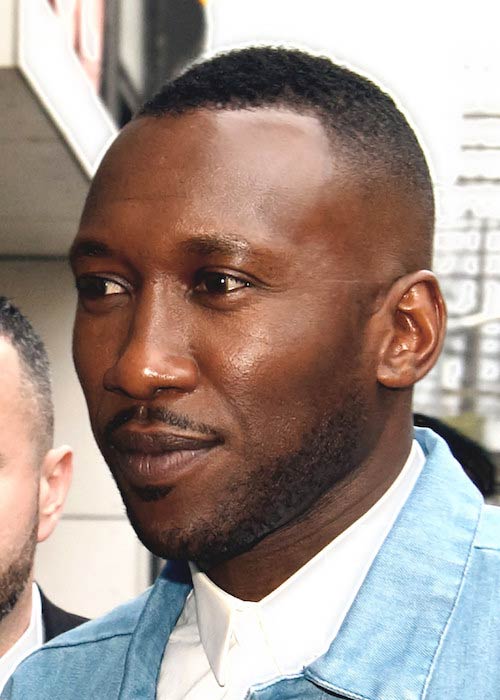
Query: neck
0,578,33,658
207,412,414,601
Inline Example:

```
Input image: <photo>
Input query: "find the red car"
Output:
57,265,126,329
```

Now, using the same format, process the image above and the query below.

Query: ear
37,445,73,544
376,270,446,389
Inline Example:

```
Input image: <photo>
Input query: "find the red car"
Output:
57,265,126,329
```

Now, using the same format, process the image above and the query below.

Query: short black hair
139,46,434,261
0,297,54,456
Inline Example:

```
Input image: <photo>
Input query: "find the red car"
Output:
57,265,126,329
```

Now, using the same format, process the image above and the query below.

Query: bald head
138,46,434,273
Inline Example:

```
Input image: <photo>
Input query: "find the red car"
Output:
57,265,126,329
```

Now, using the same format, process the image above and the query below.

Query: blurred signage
47,0,104,91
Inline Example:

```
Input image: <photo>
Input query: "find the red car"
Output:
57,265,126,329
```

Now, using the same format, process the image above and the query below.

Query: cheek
200,304,366,448
73,311,121,395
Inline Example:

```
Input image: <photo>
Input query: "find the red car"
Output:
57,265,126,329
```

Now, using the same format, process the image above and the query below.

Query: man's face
0,339,39,621
72,109,385,567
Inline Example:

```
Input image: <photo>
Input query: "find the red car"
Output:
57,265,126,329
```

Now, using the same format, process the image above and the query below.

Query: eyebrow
70,235,253,265
179,235,251,257
69,240,113,265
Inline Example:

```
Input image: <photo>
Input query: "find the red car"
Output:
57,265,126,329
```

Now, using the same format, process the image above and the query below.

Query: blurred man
5,48,500,699
0,297,86,693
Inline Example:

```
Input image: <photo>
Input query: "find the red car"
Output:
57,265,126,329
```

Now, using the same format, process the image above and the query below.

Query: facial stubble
117,385,368,571
0,520,37,623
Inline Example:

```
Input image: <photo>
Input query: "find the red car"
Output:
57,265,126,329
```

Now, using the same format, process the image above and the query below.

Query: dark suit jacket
39,589,88,642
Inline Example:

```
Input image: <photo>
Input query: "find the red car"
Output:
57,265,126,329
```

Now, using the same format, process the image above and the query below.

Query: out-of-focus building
413,56,500,502
46,0,207,125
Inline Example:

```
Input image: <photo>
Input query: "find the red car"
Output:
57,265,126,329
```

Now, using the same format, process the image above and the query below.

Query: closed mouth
109,428,221,455
106,428,222,491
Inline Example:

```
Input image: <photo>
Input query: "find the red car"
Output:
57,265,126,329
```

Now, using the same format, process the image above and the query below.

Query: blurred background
1,0,499,618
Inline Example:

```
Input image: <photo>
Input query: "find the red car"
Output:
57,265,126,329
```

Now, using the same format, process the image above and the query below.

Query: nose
103,294,199,401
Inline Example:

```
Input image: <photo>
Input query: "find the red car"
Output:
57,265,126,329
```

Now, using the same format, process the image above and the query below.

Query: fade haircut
0,297,54,457
139,46,434,265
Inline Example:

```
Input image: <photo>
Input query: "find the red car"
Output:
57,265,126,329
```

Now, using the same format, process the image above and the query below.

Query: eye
75,275,127,300
193,271,251,295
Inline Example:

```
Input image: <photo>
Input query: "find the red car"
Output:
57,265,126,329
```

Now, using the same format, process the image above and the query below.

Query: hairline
1,333,52,465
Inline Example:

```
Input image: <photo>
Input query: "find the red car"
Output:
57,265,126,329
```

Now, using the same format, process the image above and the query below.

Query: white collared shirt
0,584,44,694
157,441,425,699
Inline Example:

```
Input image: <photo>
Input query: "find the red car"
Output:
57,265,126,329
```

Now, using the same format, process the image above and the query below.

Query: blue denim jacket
4,428,500,699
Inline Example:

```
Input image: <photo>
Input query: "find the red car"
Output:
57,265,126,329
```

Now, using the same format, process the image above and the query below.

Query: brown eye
76,276,126,299
194,272,251,294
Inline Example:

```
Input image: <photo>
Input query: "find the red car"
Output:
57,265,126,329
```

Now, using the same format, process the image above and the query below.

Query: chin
111,471,242,564
122,495,263,568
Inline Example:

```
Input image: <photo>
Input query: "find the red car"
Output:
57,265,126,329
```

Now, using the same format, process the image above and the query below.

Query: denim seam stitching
247,673,371,700
307,679,370,700
302,669,371,700
37,630,134,651
244,672,303,699
420,504,483,699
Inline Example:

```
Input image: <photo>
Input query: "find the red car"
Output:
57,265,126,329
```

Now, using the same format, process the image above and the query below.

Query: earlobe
376,271,446,389
37,445,73,544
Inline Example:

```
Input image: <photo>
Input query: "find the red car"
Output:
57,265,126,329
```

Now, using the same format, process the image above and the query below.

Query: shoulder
474,503,500,552
425,503,500,698
2,589,152,699
41,586,152,649
460,503,500,598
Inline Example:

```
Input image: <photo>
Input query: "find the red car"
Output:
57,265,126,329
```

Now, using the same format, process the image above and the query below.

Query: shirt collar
0,583,44,694
191,440,425,686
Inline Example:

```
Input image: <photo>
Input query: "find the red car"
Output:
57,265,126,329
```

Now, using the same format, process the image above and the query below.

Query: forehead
75,108,395,281
91,108,337,200
81,110,360,247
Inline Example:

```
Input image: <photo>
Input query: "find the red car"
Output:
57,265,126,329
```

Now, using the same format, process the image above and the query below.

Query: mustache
103,405,219,442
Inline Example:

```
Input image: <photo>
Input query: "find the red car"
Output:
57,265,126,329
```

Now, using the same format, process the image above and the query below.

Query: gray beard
0,522,37,623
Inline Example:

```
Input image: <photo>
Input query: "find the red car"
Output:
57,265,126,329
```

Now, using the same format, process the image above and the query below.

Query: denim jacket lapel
118,562,192,699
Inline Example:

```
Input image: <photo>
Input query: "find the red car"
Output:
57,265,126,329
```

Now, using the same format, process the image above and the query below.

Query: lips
110,429,219,454
106,427,221,489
